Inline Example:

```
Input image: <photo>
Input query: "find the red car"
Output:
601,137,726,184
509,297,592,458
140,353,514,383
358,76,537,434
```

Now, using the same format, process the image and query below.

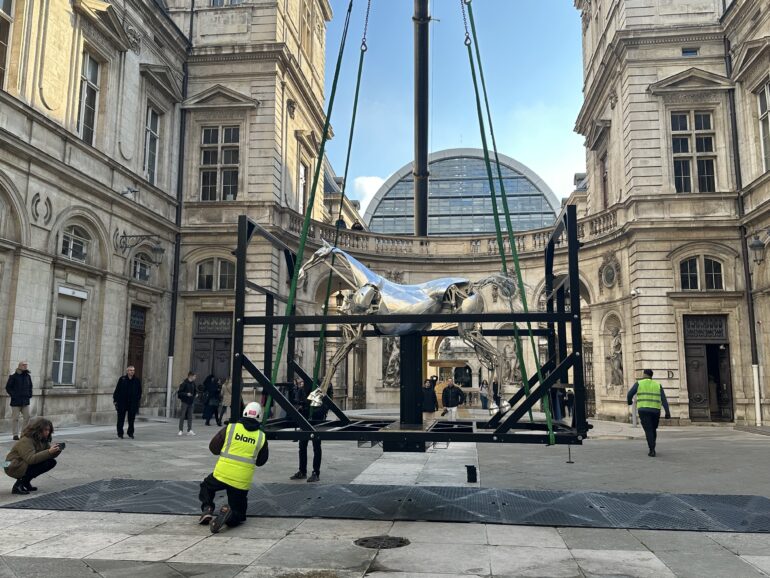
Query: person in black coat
6,361,33,441
441,378,466,419
422,379,438,416
113,366,142,439
202,375,222,426
289,377,330,483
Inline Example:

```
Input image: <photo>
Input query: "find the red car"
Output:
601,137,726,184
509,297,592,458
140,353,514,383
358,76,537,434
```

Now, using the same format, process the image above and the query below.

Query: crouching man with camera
4,418,62,494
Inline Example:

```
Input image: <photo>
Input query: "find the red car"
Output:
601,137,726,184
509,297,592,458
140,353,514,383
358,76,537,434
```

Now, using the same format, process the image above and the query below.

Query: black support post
232,215,248,416
413,0,430,237
384,333,425,452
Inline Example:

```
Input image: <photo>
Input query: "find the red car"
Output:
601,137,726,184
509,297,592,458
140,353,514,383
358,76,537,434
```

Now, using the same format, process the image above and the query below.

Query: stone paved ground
0,414,767,576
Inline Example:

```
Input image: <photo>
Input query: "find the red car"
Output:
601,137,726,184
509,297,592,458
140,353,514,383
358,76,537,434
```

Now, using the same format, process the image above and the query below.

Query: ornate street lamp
749,233,766,266
118,233,166,266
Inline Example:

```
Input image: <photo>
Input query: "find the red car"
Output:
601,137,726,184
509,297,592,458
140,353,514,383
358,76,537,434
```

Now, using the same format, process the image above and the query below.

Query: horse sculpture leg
308,323,364,407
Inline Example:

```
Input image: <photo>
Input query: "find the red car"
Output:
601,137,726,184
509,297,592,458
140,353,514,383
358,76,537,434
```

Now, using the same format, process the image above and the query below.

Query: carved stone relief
30,193,52,225
382,337,400,388
604,315,624,388
598,251,621,293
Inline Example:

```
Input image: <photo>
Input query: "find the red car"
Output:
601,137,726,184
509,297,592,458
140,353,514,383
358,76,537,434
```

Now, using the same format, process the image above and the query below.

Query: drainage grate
354,535,410,549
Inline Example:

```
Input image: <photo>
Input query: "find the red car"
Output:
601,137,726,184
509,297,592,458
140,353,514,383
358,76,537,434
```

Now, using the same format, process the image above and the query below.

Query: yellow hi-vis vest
637,378,663,411
213,423,266,490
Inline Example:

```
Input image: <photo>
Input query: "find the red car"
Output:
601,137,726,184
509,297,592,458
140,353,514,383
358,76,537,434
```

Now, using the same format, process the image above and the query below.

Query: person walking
4,418,62,494
198,402,269,533
491,380,501,408
202,375,221,427
422,379,438,418
177,372,197,436
441,378,466,420
218,378,233,426
479,379,490,410
6,361,33,441
627,369,671,457
288,377,327,483
113,365,142,439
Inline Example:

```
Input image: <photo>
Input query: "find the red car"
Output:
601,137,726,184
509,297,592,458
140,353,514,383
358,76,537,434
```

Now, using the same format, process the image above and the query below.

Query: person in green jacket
4,417,62,494
627,369,671,457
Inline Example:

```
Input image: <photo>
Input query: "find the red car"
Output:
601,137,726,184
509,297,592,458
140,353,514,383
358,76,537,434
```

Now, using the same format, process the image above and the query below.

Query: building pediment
140,65,183,103
182,85,259,111
732,37,770,84
73,0,131,52
587,119,610,151
648,68,733,95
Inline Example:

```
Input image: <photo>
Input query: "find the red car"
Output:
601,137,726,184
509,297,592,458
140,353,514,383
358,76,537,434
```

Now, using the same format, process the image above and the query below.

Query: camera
57,442,66,450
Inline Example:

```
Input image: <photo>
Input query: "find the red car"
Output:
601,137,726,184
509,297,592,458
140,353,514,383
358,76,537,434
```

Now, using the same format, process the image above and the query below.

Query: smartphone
57,442,66,450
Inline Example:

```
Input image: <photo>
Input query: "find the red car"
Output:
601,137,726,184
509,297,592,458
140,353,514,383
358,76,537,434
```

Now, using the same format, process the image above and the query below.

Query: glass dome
363,148,560,236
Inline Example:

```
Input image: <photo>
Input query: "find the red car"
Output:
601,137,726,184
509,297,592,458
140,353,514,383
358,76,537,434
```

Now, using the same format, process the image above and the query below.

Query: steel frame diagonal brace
240,355,314,432
494,353,577,435
485,357,557,428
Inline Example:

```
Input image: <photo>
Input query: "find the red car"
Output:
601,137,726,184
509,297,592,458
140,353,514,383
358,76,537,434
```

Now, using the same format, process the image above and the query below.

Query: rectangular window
671,110,716,193
682,47,699,57
218,260,235,290
301,0,313,56
705,258,723,291
0,1,10,90
298,161,309,214
680,259,698,291
52,314,79,385
199,125,240,201
143,107,160,185
759,82,770,172
77,53,100,145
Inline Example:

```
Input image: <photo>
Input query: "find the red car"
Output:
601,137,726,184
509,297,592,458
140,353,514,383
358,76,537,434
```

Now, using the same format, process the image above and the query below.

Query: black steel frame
229,204,589,447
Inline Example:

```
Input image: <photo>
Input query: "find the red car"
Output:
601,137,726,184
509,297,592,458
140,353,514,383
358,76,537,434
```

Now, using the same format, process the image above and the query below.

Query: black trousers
198,473,248,526
639,410,660,450
298,438,322,475
23,458,57,482
116,406,137,437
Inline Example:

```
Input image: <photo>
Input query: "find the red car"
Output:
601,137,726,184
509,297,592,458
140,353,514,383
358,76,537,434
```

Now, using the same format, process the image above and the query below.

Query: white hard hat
243,401,263,420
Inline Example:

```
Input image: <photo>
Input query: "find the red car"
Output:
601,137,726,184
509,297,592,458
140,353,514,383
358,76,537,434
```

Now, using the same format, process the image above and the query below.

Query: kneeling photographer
4,417,63,494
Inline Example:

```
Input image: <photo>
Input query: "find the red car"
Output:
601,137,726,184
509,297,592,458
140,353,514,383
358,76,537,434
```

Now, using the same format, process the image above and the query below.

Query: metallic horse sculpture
298,242,524,412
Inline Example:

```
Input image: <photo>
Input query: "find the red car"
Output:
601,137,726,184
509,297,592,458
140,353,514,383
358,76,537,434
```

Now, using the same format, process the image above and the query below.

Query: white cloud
351,176,386,214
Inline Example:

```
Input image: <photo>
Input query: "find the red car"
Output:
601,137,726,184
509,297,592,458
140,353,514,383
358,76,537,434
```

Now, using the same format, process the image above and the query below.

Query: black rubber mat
4,479,770,532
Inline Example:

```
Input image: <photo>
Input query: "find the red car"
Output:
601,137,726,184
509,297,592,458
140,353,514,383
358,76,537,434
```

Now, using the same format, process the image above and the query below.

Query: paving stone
252,537,375,572
0,509,54,526
85,559,185,577
706,532,770,555
373,542,490,575
169,562,247,577
0,558,16,578
741,556,770,574
0,529,57,555
388,521,486,545
557,527,646,551
654,549,769,578
362,574,481,578
2,556,100,577
486,525,567,548
236,567,365,578
293,519,394,540
571,549,676,578
5,531,131,559
489,545,580,577
630,530,720,552
84,534,207,562
168,536,277,566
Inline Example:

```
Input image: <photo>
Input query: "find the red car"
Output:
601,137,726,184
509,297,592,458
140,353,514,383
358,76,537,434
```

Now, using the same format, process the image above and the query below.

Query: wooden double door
684,316,733,422
192,338,231,383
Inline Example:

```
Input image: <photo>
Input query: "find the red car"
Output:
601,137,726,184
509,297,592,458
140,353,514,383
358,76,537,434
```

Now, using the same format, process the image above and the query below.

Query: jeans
11,405,30,436
639,410,660,450
116,406,137,437
298,438,322,475
480,396,489,410
198,473,248,526
178,403,193,431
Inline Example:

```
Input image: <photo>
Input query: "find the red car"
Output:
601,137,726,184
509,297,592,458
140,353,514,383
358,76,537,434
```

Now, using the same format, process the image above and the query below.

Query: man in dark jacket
198,402,269,533
422,379,438,417
6,361,33,441
289,378,329,483
113,366,142,439
178,372,197,436
441,378,465,419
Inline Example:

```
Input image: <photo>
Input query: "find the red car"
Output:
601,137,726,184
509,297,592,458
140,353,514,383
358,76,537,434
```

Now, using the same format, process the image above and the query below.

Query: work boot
307,472,320,483
210,505,232,534
289,471,306,480
11,480,28,495
12,435,19,441
648,449,656,457
198,506,215,525
21,479,37,492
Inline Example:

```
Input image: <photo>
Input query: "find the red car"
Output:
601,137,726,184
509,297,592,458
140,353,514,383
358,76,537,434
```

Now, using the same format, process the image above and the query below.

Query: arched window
197,258,235,290
679,255,725,291
61,225,91,263
132,253,152,283
680,257,698,290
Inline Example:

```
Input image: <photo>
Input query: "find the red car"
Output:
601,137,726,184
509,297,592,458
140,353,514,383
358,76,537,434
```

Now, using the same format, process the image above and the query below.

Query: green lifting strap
462,0,554,443
262,0,355,423
310,1,372,416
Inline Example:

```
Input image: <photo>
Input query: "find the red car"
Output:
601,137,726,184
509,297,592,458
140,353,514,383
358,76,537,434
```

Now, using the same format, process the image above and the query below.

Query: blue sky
323,0,586,213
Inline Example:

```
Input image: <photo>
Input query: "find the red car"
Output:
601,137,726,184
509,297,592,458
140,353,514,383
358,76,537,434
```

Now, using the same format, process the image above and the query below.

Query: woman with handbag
202,374,221,426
